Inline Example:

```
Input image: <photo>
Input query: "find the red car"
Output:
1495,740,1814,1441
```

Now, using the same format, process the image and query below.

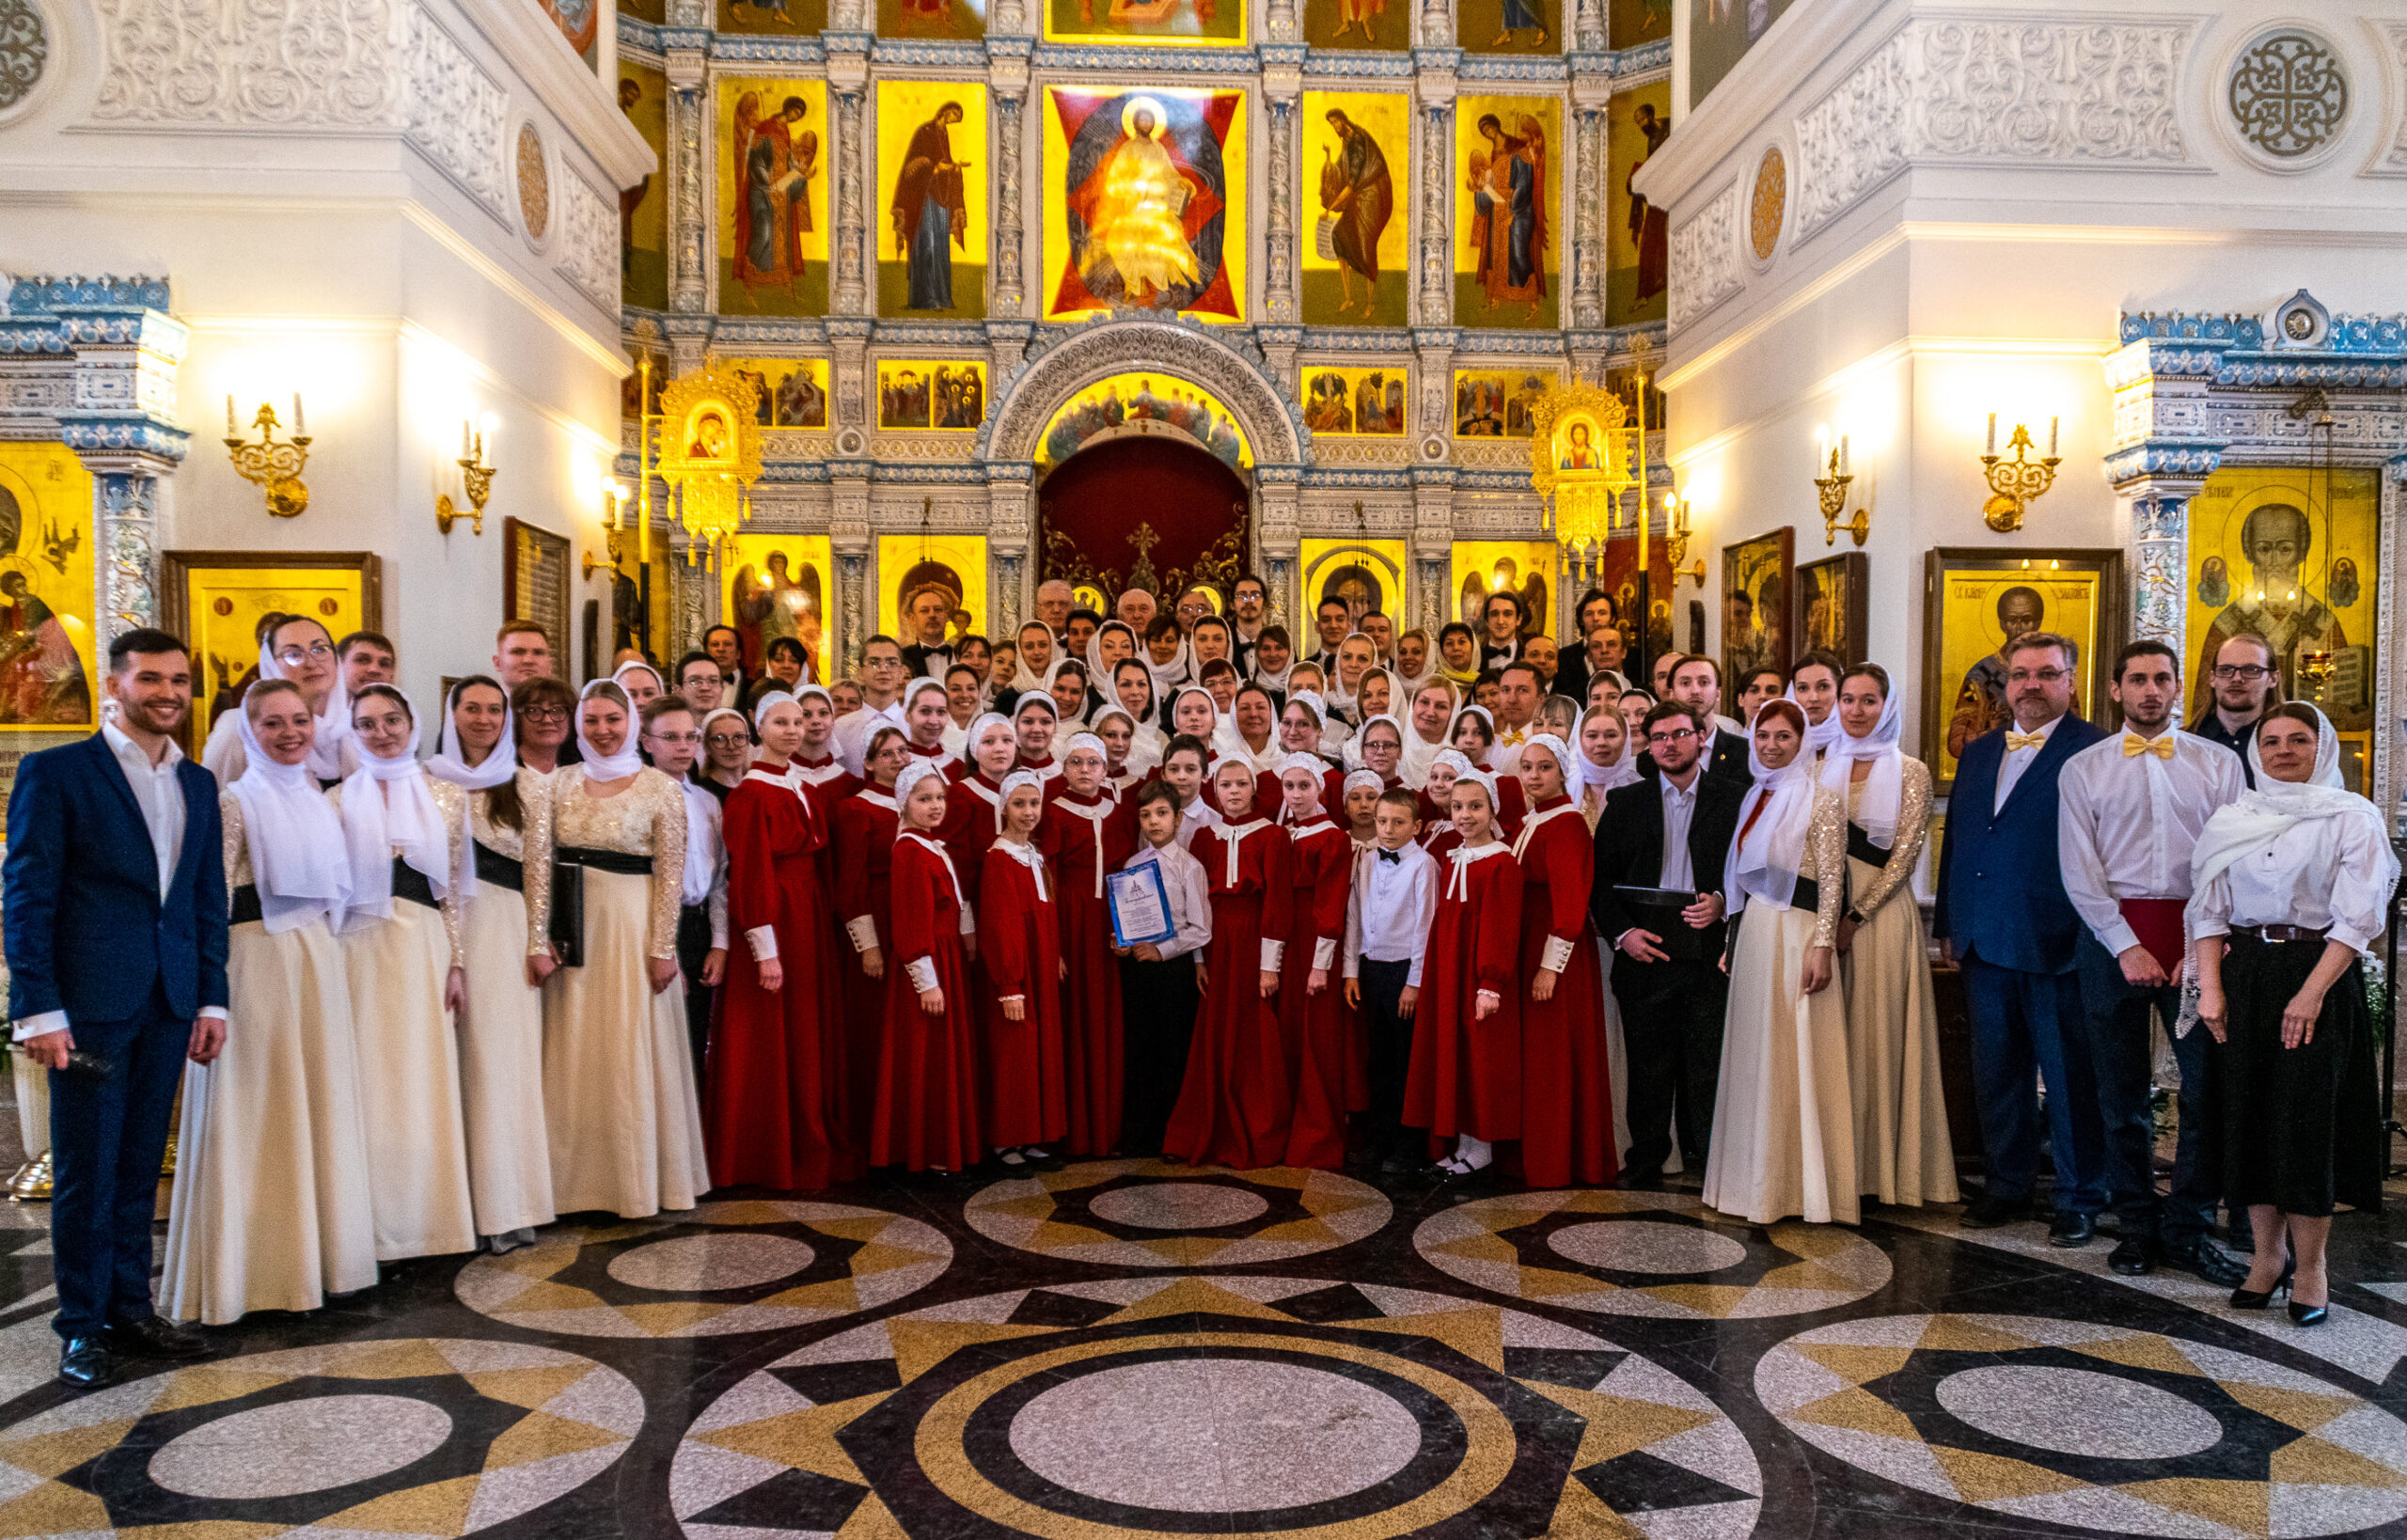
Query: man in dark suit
5,629,227,1387
1636,654,1751,787
1590,701,1744,1187
1934,630,2110,1246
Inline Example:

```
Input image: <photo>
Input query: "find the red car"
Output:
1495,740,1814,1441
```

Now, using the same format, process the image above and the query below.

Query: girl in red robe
940,713,1018,910
1509,735,1617,1189
1419,751,1469,861
708,691,857,1189
981,772,1068,1167
835,727,905,1151
1046,733,1137,1155
873,761,982,1171
1404,763,1523,1177
1275,753,1355,1170
1446,707,1527,833
1165,757,1295,1169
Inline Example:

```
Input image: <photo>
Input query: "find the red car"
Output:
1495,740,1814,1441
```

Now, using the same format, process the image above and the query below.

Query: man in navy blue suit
1933,630,2110,1247
5,628,227,1387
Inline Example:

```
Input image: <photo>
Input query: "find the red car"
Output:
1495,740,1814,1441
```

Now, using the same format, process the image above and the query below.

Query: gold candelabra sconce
1661,494,1707,588
437,417,496,536
1815,434,1866,546
224,395,312,519
1979,414,2060,534
584,483,632,579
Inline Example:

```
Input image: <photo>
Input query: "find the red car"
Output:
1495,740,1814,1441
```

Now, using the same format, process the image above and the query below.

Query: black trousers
49,983,187,1340
1611,952,1728,1176
1357,958,1414,1155
2076,932,2219,1245
1118,952,1200,1155
678,903,716,1092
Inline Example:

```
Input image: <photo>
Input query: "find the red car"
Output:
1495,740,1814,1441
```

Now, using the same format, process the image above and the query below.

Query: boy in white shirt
1116,778,1215,1155
1157,734,1221,850
1345,787,1438,1172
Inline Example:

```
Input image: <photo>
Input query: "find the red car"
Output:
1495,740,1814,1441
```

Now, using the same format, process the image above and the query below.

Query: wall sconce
1816,435,1865,546
224,395,312,518
584,482,628,579
1980,414,2060,533
437,417,495,536
1662,493,1707,588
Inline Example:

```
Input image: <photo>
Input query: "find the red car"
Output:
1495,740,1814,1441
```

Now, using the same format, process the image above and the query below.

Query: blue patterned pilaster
95,470,160,638
2124,480,2199,649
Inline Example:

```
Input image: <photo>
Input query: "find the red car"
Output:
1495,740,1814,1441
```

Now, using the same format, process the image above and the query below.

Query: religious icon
1301,367,1404,437
1452,369,1554,438
1456,98,1557,329
1300,541,1407,632
878,535,988,643
880,0,982,36
1451,542,1552,636
1557,421,1597,470
1046,88,1246,322
0,446,101,731
880,368,930,429
877,361,986,430
1305,0,1402,47
720,80,828,316
1045,0,1245,47
1925,551,2113,788
1609,85,1671,326
1458,0,1554,53
1036,371,1251,469
2184,465,2377,733
881,86,986,319
717,0,827,34
723,536,832,682
618,66,669,310
1720,528,1792,714
722,358,829,427
1313,104,1394,321
686,407,735,462
1796,553,1867,666
1610,0,1670,46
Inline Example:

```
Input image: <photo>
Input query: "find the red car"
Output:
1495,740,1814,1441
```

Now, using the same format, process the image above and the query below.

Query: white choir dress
456,777,557,1238
1839,764,1959,1207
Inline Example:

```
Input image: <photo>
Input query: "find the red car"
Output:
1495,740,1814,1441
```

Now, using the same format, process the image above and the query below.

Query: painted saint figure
1071,100,1204,306
1627,102,1671,305
1317,110,1392,318
2191,501,2358,727
733,92,818,294
892,102,971,312
1470,114,1547,322
0,569,88,725
618,77,653,279
1945,585,2044,760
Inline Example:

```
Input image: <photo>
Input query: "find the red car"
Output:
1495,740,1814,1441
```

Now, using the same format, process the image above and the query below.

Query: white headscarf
1274,750,1329,816
751,689,797,731
1397,680,1454,790
611,658,665,700
1519,731,1581,810
893,756,950,808
1062,730,1108,772
228,687,352,933
2191,704,2399,902
995,768,1047,834
1725,700,1817,913
1251,643,1294,696
577,678,646,781
337,691,450,930
1345,713,1405,778
964,711,1017,779
425,680,519,793
1323,632,1373,720
1395,630,1438,697
1085,621,1139,690
1038,661,1091,730
1144,632,1192,702
257,631,350,782
1816,674,1905,849
1008,627,1056,694
1578,704,1642,801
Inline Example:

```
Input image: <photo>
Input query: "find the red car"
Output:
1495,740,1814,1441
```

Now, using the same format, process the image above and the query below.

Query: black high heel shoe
2289,1296,2329,1327
2230,1263,2295,1311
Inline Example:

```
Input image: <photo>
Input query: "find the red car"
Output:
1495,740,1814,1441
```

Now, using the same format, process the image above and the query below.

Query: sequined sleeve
1851,757,1931,922
645,771,686,961
521,769,558,956
220,792,251,896
432,779,466,968
1808,784,1846,950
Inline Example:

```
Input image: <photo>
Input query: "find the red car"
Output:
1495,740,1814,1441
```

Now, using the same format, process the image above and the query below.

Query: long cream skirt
162,918,379,1323
1840,856,1959,1207
1703,902,1859,1226
459,885,555,1235
542,867,707,1218
341,903,478,1260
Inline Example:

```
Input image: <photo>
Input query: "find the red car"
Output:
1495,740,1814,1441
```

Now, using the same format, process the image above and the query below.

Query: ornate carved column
666,47,708,316
2123,479,2202,648
1262,51,1304,325
828,318,872,454
89,467,162,636
827,43,872,318
1410,477,1455,635
1571,0,1604,53
1257,474,1300,629
1569,79,1610,332
1414,64,1455,325
989,474,1032,636
989,44,1031,319
831,481,872,671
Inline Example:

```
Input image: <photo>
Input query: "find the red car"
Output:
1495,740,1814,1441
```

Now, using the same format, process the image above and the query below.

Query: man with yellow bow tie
2057,640,2249,1286
1934,631,2108,1248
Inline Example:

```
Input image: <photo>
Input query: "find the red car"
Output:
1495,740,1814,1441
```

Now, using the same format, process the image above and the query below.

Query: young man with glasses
674,652,727,715
2187,634,2279,787
1587,701,1742,1189
1934,631,2110,1247
1639,655,1749,786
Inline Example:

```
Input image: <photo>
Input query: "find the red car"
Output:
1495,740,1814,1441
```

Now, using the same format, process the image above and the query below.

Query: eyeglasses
2211,664,2270,680
520,705,568,723
646,731,702,746
2006,668,2069,684
705,731,749,747
1646,727,1698,746
275,642,336,666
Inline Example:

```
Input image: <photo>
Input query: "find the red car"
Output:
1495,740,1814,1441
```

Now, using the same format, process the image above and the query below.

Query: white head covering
1353,666,1402,726
1286,689,1328,729
1038,660,1091,730
337,690,450,930
576,678,647,781
1816,671,1905,848
1578,704,1642,799
1062,731,1108,771
611,658,665,699
1397,679,1454,790
1085,621,1139,687
965,710,1017,777
1110,657,1161,726
1429,747,1474,784
1395,630,1438,695
1171,683,1219,739
1143,631,1192,702
1345,713,1405,776
1323,631,1373,719
257,629,351,782
1251,641,1294,696
1519,731,1580,809
229,686,352,933
1344,768,1385,798
425,679,519,793
701,706,750,748
893,756,951,809
1015,690,1060,723
1009,625,1056,693
995,768,1047,833
2191,704,2399,906
751,689,797,731
1725,700,1817,913
1453,762,1501,815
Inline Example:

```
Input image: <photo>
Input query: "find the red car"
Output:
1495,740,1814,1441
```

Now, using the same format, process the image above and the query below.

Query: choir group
20,574,2398,1348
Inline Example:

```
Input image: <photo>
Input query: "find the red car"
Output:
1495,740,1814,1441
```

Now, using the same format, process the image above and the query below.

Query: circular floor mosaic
966,1158,1391,1266
454,1200,952,1338
1413,1187,1892,1319
671,1275,1762,1539
0,1337,639,1534
1756,1312,2407,1537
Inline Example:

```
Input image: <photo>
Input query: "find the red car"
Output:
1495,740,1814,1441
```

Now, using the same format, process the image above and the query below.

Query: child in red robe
1403,762,1523,1178
940,713,1018,909
981,771,1067,1168
873,760,982,1172
1045,733,1138,1155
834,727,905,1151
1509,735,1617,1189
1275,753,1355,1170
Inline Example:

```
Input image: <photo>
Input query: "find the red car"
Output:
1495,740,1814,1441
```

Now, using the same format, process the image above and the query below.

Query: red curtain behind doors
1038,437,1250,605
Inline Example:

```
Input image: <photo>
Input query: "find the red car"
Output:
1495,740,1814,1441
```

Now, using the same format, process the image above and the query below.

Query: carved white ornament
2227,27,2347,161
92,0,406,126
2383,24,2407,173
0,0,46,113
403,8,508,217
557,170,617,309
1667,178,1740,331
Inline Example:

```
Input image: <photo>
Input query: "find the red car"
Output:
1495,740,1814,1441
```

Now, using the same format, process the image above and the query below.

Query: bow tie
1377,849,1402,865
2005,731,2048,751
2122,732,2175,760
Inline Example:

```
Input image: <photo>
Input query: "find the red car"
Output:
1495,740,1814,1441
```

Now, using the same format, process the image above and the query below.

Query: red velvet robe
833,784,899,1149
872,833,982,1171
1417,775,1525,839
1403,842,1523,1142
1279,818,1355,1169
709,762,857,1189
1256,764,1346,827
1044,786,1139,1155
979,842,1068,1147
1511,797,1617,1188
937,772,1006,909
1163,820,1296,1169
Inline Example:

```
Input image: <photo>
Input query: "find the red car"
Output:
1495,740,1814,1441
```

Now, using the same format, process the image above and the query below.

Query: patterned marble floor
2,1161,2406,1538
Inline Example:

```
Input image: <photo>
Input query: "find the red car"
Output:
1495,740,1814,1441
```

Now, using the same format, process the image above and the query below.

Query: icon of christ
1053,90,1240,318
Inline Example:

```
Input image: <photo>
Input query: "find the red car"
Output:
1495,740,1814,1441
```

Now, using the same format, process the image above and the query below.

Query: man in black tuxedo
1590,700,1744,1186
1636,654,1750,786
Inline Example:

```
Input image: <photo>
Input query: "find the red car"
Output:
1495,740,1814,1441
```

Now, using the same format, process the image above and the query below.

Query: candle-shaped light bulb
1986,413,1997,457
292,393,304,435
1839,434,1849,476
2048,416,2058,457
227,394,237,436
462,419,472,459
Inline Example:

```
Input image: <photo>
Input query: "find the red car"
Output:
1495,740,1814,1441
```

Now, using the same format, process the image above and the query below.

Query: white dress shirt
1125,839,1213,961
1993,711,2062,812
1344,840,1437,987
16,723,227,1041
2186,813,2395,955
2057,727,2243,958
1175,794,1222,852
1657,771,1699,890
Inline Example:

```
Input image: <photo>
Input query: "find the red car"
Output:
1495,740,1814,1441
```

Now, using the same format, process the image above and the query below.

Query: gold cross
1127,523,1159,558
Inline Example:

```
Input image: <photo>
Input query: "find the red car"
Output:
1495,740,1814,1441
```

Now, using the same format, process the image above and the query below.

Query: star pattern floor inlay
8,1162,2407,1538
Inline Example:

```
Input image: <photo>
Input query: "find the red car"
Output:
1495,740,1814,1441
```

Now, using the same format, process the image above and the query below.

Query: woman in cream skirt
527,679,707,1218
331,684,478,1262
164,680,378,1323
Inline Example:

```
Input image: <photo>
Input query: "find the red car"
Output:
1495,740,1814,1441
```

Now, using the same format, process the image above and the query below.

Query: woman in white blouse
2191,703,2399,1328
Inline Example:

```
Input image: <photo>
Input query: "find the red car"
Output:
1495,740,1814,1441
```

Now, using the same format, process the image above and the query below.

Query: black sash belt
554,844,654,876
475,841,525,891
231,884,262,926
1792,875,1822,914
1846,824,1891,871
390,858,439,911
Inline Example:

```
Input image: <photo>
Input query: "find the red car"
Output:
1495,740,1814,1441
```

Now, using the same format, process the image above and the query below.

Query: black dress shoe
2047,1211,2096,1249
2161,1236,2250,1289
57,1336,111,1389
1958,1194,2034,1230
2289,1297,2329,1327
1618,1169,1668,1192
108,1314,206,1359
2108,1235,2155,1275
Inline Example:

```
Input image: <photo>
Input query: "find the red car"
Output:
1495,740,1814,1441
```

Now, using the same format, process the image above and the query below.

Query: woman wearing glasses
201,614,358,786
511,677,578,774
696,708,754,800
